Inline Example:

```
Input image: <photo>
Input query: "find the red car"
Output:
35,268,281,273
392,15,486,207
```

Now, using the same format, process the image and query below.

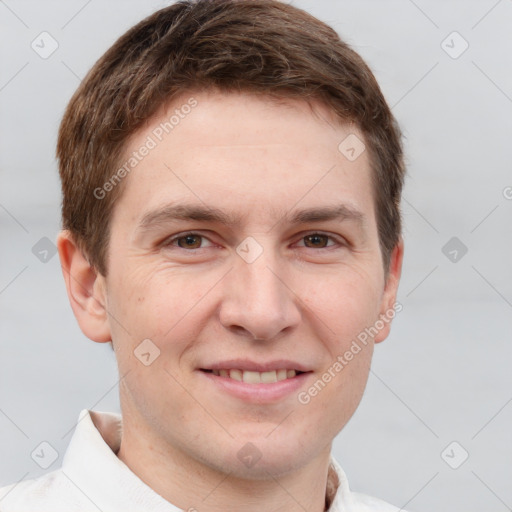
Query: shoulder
351,491,408,511
329,458,408,512
0,470,93,512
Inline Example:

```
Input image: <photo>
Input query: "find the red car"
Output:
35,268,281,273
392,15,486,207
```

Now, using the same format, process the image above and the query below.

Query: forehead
112,90,375,231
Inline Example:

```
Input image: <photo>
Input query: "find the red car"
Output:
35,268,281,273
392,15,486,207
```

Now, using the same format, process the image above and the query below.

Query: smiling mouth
200,368,305,384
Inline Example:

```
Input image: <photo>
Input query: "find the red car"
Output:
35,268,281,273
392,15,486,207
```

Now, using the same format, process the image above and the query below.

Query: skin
58,90,403,512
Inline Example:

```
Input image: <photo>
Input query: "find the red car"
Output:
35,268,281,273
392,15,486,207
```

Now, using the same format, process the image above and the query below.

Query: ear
57,230,111,343
374,237,404,344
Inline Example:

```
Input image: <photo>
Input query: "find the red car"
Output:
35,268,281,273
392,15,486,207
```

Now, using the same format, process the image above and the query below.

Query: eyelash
162,231,345,251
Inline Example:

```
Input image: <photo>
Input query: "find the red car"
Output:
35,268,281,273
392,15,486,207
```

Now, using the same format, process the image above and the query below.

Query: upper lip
200,359,312,373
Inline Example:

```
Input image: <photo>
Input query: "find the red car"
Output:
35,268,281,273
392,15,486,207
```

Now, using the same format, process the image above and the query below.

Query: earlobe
57,230,112,343
374,237,404,344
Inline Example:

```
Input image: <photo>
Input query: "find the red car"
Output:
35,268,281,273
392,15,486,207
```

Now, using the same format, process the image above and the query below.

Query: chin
231,454,308,481
212,435,322,481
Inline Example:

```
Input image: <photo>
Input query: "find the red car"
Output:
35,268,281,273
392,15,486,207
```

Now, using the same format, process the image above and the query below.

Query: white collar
63,409,355,511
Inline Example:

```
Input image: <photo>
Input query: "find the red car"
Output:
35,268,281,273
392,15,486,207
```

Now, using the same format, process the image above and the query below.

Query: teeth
243,371,261,384
230,369,243,381
277,369,288,381
261,371,277,383
210,369,298,383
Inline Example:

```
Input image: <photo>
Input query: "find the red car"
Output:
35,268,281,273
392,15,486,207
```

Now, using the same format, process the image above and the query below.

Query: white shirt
0,410,406,511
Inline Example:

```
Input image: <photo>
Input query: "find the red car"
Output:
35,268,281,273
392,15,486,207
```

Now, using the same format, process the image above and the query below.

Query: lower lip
198,370,312,403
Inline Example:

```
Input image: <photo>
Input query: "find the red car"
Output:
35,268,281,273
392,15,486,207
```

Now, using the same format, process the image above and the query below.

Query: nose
218,246,302,341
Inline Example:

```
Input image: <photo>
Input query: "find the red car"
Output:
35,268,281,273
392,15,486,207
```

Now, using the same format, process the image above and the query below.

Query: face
88,90,402,478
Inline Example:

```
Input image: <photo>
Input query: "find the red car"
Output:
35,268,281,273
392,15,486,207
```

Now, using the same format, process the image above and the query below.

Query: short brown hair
57,0,405,276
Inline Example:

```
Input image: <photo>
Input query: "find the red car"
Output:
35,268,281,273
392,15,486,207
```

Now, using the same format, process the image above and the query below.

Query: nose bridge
242,254,284,308
219,238,301,340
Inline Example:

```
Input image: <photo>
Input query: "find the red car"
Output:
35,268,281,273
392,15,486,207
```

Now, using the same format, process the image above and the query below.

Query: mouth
200,368,305,384
198,362,312,403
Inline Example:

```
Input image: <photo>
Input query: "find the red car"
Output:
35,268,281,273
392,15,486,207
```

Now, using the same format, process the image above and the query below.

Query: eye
296,232,343,249
161,231,345,252
163,232,214,250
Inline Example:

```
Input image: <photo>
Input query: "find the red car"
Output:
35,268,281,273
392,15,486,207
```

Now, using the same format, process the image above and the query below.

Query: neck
117,418,332,512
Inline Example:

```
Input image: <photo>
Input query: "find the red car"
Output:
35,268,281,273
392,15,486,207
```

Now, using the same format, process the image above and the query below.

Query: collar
63,409,354,511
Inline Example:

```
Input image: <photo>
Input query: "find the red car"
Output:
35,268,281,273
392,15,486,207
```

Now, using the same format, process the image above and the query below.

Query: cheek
298,335,373,439
303,269,384,347
146,272,218,342
107,267,214,364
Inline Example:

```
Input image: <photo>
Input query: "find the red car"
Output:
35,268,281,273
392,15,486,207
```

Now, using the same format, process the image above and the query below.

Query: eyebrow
136,202,365,233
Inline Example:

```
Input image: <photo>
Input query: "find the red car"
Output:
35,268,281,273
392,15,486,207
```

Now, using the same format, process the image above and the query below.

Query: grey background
1,1,511,510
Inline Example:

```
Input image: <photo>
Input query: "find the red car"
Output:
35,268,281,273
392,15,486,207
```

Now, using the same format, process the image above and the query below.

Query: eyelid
162,230,346,250
162,231,215,249
295,231,346,248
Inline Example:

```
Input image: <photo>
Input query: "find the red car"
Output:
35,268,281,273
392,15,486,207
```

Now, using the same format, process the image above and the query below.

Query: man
0,0,406,510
